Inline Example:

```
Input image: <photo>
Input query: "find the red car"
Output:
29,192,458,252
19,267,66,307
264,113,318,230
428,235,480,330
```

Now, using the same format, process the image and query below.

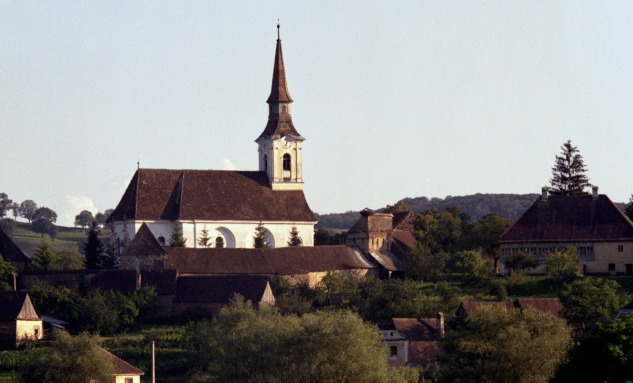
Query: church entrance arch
215,227,236,248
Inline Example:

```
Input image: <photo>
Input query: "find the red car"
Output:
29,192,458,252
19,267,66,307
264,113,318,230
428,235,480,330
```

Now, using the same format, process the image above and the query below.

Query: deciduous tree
94,212,107,227
437,305,571,383
503,250,538,273
559,278,620,337
550,140,591,195
0,255,17,290
545,247,582,282
32,206,57,223
74,210,94,230
0,193,13,218
19,200,38,223
32,218,58,239
384,200,408,214
406,244,448,288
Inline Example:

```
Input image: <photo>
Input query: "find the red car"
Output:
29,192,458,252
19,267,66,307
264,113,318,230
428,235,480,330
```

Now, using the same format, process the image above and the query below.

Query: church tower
256,25,305,191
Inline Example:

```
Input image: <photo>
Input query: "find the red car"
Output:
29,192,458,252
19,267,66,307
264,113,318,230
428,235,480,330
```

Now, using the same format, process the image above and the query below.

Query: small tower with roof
256,24,305,191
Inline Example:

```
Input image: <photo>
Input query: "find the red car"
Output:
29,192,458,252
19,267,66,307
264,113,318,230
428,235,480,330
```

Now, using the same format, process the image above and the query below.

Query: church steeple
256,24,305,191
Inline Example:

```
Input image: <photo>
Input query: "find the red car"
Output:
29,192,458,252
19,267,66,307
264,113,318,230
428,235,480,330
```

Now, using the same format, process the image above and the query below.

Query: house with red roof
98,347,144,383
108,26,318,249
499,186,633,275
380,314,444,367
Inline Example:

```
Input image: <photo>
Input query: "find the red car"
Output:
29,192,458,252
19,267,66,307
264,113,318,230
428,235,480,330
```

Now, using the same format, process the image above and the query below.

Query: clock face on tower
282,136,293,149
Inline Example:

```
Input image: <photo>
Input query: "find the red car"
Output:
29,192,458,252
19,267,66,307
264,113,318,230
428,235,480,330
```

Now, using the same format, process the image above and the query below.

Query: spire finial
277,20,280,40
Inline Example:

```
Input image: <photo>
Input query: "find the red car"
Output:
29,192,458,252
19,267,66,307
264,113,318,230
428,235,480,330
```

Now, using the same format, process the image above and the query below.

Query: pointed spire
267,24,293,104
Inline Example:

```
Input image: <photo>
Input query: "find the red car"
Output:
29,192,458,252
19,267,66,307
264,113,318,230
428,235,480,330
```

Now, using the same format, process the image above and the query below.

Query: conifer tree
253,223,269,249
550,140,591,195
287,226,302,246
32,238,59,270
623,194,633,222
84,221,106,269
104,223,120,269
197,225,213,248
121,218,131,252
169,223,187,247
216,236,225,248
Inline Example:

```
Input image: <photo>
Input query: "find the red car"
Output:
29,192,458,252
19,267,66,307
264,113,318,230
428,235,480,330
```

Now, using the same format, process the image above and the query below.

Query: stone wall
16,319,42,344
18,270,97,291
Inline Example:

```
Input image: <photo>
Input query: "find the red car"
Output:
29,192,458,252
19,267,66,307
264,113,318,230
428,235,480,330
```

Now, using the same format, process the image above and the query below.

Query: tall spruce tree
32,238,58,270
84,221,106,269
287,226,302,246
550,140,591,195
197,225,213,248
169,223,187,247
253,223,269,249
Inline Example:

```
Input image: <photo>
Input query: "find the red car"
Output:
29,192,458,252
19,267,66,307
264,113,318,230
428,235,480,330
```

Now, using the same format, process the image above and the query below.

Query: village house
0,226,32,272
107,25,318,249
98,347,145,383
380,314,444,367
0,291,43,346
498,186,633,275
342,208,417,279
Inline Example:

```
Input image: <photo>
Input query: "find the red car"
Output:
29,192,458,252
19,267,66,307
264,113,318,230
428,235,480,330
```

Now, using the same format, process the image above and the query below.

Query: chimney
136,273,142,291
436,312,445,335
541,187,548,201
592,186,599,200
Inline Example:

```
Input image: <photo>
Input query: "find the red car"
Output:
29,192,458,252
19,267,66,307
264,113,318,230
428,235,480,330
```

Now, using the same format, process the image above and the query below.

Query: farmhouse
499,187,633,275
380,314,444,367
108,26,318,249
0,291,43,346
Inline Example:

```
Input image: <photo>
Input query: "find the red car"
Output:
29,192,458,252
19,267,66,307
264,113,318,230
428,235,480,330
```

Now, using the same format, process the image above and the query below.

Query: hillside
315,193,540,230
2,221,109,257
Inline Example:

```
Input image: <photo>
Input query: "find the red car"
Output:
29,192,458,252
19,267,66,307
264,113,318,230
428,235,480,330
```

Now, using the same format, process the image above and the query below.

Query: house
98,347,144,383
457,298,563,318
108,26,318,249
121,223,377,287
342,209,417,279
0,291,43,346
499,186,633,275
0,226,32,272
380,314,444,367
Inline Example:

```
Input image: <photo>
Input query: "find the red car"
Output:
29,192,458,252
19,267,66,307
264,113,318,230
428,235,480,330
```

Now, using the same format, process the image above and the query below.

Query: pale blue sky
1,1,632,226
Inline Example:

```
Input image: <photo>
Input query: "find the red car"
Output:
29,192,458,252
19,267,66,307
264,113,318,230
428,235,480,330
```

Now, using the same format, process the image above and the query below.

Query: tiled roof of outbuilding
459,301,516,314
109,169,317,222
516,298,563,317
391,318,438,341
499,194,633,243
408,341,439,367
0,291,37,321
88,269,178,296
98,347,144,376
164,245,375,275
121,223,166,256
174,275,271,303
392,211,416,232
0,227,31,263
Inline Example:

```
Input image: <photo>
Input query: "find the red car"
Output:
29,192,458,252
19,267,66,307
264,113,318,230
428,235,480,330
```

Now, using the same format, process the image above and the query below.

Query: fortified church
109,26,317,249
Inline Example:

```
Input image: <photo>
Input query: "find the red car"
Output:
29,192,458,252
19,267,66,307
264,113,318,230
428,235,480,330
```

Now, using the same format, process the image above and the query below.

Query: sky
1,1,633,227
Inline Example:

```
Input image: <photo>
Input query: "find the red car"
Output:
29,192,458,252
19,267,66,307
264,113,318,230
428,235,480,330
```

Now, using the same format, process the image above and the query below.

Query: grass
7,221,109,257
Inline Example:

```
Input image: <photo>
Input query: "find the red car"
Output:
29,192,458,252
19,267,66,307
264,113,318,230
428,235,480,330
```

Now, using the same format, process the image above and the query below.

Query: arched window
283,154,291,171
281,105,287,113
157,236,165,246
264,154,268,173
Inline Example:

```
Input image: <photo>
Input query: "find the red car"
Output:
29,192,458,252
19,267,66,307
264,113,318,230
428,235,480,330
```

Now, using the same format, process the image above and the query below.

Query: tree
415,206,463,254
470,213,506,258
215,236,225,248
104,223,120,269
559,278,620,338
406,244,448,288
550,140,591,195
197,225,213,248
169,223,187,247
450,250,494,290
19,331,115,383
32,238,59,270
253,223,269,249
384,200,408,214
552,316,633,382
74,210,94,230
0,193,13,218
94,212,107,227
287,226,302,246
0,218,17,237
436,305,572,383
32,206,58,223
32,218,58,239
84,221,107,269
189,295,408,383
19,200,38,223
0,255,17,290
545,247,582,282
103,208,114,221
624,194,633,222
503,250,538,273
10,202,19,221
56,249,85,270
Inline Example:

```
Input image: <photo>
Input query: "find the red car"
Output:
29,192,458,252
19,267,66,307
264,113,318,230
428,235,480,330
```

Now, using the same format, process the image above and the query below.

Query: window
158,236,165,246
263,154,268,173
609,263,616,271
619,245,624,252
283,154,291,171
34,328,39,337
125,379,133,383
390,346,398,356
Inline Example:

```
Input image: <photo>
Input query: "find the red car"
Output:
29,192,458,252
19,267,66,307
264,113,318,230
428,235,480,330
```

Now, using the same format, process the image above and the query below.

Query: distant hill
315,193,541,230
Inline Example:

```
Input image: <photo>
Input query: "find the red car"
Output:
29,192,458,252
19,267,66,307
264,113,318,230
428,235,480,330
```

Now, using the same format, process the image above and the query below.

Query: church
109,26,318,248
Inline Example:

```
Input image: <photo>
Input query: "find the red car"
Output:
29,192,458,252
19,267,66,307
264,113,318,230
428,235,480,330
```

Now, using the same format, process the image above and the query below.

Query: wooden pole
152,340,155,383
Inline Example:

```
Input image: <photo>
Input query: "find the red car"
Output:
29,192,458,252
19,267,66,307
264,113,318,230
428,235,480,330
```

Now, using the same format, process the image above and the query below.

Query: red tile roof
98,347,144,376
164,245,374,275
0,227,31,263
408,341,439,367
516,298,563,317
109,169,317,222
174,275,271,303
459,301,516,315
499,194,633,243
391,318,438,341
392,211,416,232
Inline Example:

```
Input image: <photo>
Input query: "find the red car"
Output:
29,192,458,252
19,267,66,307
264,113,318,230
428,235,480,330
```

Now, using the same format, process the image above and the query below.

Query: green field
7,222,109,257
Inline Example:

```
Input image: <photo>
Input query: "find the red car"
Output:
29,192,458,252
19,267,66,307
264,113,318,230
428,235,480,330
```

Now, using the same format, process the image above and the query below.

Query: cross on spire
277,20,280,40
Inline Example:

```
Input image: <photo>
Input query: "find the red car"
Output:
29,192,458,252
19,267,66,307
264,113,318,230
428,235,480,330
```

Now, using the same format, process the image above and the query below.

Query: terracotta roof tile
174,275,271,303
408,341,439,367
391,318,438,341
392,230,417,250
122,223,166,257
164,245,374,275
98,347,144,376
516,298,563,317
109,169,317,222
460,301,516,314
499,194,633,243
392,211,416,232
0,291,33,321
0,227,31,263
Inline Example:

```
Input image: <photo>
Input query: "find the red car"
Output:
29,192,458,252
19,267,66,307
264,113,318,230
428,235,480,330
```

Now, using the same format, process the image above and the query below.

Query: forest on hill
315,193,541,230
